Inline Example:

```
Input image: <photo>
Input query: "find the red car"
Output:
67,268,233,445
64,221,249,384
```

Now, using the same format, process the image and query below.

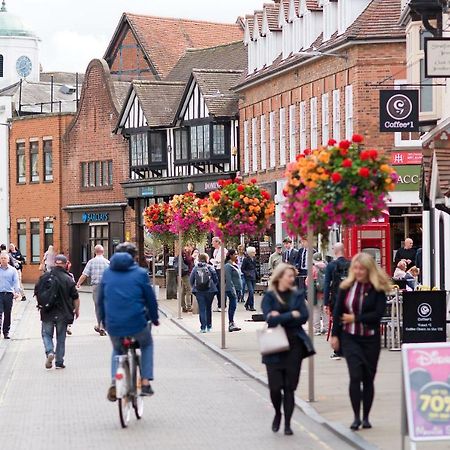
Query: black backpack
330,259,350,304
194,266,212,291
35,272,62,312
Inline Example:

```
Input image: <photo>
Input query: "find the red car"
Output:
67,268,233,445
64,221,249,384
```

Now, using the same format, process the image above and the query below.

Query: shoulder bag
257,325,290,356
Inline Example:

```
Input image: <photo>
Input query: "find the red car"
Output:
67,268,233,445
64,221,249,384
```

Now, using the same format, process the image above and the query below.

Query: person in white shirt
210,237,227,312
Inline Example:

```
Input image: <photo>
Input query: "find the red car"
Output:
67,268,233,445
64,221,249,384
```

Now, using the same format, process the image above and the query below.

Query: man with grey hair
0,251,20,339
210,236,227,311
76,245,109,336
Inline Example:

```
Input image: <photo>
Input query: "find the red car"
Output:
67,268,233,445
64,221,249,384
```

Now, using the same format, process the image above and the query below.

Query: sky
9,0,264,73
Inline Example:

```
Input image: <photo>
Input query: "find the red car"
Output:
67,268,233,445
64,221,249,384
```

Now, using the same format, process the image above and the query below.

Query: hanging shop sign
393,165,421,192
380,90,419,132
425,37,450,78
391,152,423,166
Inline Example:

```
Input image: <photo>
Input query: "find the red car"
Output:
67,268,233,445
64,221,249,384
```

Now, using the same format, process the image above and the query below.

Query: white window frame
252,118,258,172
322,93,329,146
310,97,318,149
260,115,267,170
332,89,341,141
279,108,286,166
269,111,276,168
289,105,296,162
243,120,249,174
345,85,353,140
300,101,307,152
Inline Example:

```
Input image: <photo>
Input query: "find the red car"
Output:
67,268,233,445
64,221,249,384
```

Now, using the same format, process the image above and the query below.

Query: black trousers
0,292,14,337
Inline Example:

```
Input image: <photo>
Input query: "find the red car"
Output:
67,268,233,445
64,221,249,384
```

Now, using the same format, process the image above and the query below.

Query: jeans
0,292,14,337
110,325,154,381
41,320,68,365
244,279,256,308
239,274,247,301
225,290,237,324
194,292,214,330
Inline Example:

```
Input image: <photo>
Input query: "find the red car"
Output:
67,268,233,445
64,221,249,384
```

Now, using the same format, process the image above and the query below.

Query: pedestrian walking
8,243,26,301
237,244,246,302
224,249,242,332
35,254,80,369
174,245,194,312
190,253,218,332
330,252,390,431
295,237,312,289
97,242,159,401
76,245,110,336
210,237,227,311
40,245,56,273
268,243,283,272
261,263,310,436
323,242,350,360
282,237,298,265
241,246,257,311
0,251,21,339
393,238,416,271
312,252,328,335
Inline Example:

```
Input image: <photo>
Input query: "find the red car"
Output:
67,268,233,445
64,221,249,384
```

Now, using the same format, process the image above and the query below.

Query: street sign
402,291,447,344
402,343,450,442
425,37,450,78
380,90,419,132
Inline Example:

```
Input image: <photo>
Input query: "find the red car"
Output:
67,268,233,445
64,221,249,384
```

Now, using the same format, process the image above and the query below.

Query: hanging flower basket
203,178,275,238
283,135,398,237
169,192,211,245
142,202,176,246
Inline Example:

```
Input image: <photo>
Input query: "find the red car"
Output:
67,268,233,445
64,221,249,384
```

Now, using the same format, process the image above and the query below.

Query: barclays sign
81,212,110,223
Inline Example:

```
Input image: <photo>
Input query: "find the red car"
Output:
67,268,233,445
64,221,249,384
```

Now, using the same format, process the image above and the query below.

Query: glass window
88,162,95,187
16,142,26,183
130,133,149,167
174,128,190,161
43,140,53,181
17,222,26,259
95,161,101,186
30,221,40,263
108,161,113,186
82,160,113,188
149,132,166,164
420,59,433,113
30,141,39,182
190,126,198,159
44,221,53,250
213,124,225,155
89,224,109,258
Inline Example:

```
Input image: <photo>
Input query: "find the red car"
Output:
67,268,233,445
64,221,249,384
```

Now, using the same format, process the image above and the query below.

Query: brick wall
9,113,74,283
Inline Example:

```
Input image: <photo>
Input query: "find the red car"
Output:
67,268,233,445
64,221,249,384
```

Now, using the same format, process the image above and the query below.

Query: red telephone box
343,212,392,274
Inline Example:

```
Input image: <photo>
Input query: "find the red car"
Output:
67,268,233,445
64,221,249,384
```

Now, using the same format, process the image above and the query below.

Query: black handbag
301,333,316,358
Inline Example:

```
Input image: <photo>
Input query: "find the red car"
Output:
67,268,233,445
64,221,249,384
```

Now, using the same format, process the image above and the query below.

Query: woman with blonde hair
330,252,391,431
261,263,309,436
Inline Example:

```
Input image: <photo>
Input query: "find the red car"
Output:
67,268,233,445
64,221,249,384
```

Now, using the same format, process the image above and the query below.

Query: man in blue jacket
98,242,159,401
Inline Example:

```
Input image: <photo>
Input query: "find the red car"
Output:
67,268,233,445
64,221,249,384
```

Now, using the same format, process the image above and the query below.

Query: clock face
16,56,32,78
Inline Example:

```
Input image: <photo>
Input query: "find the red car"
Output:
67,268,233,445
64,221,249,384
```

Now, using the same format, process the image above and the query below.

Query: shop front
65,203,127,279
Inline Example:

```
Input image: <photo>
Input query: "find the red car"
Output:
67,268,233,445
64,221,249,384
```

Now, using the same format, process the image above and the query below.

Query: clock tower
0,0,40,89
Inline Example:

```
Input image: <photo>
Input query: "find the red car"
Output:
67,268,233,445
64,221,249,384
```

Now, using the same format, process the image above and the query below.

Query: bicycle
115,337,145,428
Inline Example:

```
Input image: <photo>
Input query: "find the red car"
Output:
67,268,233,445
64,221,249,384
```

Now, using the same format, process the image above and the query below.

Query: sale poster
403,343,450,441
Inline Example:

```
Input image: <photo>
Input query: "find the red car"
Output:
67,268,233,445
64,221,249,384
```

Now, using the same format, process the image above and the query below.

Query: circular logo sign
386,94,413,120
418,303,432,318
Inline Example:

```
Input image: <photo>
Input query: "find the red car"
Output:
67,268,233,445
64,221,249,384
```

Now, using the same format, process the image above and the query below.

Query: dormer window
323,0,338,41
338,0,371,35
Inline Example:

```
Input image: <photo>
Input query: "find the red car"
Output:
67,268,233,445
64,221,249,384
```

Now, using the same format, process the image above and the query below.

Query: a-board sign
402,343,450,442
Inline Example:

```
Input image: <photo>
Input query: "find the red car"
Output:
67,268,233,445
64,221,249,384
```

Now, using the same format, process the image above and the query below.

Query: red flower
339,140,351,150
368,149,378,160
224,179,233,186
331,172,343,183
237,184,245,192
233,201,241,209
359,167,370,178
282,189,288,197
261,190,271,200
327,139,337,146
296,154,305,160
304,149,312,156
342,159,353,168
217,180,225,187
352,134,364,143
212,191,221,201
360,150,370,161
340,148,349,157
250,178,257,184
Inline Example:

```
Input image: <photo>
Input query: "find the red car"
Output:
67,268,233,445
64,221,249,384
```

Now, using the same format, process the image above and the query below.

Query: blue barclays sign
82,212,110,223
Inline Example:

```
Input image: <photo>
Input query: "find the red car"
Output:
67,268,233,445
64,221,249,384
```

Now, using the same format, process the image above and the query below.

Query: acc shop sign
393,165,421,192
380,90,419,132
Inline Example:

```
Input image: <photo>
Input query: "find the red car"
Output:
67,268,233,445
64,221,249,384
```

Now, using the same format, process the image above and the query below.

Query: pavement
159,291,450,450
0,288,357,450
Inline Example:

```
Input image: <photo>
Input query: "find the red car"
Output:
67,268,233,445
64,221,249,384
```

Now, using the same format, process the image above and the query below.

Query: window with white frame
332,89,341,141
345,85,353,140
279,108,286,166
322,93,329,145
289,105,296,162
243,120,250,174
252,118,258,172
269,111,276,168
300,101,307,152
310,97,318,149
260,115,267,170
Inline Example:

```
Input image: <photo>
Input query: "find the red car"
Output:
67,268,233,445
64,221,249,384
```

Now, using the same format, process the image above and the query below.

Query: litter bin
166,268,177,299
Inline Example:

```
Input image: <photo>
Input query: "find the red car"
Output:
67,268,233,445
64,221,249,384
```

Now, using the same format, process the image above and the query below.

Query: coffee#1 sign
380,90,419,132
402,343,450,442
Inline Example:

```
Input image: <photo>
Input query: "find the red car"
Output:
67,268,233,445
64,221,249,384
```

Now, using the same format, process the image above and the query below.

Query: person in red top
330,253,391,431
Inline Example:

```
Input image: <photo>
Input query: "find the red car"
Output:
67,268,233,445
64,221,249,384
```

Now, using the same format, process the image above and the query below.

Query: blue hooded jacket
98,253,159,337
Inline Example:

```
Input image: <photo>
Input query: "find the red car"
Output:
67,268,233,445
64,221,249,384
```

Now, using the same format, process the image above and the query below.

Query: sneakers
45,352,55,369
21,295,27,302
94,326,107,336
330,352,342,361
107,384,117,402
200,328,207,333
206,326,212,332
214,308,222,312
55,363,66,369
66,326,72,336
140,384,154,397
229,323,242,332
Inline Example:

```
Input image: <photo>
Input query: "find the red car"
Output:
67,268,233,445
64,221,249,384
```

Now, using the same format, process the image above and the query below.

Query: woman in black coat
241,246,257,311
330,252,391,431
261,263,310,436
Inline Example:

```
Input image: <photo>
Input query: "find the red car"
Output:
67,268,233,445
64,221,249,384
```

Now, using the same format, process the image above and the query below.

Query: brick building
235,0,415,254
9,112,74,282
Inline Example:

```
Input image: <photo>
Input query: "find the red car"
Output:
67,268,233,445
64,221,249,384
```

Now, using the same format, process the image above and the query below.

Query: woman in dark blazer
224,249,242,332
331,252,391,431
241,246,257,311
261,263,310,436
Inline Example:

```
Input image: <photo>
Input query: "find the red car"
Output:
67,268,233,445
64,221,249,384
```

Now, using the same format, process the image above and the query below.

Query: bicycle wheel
118,396,132,428
133,354,144,419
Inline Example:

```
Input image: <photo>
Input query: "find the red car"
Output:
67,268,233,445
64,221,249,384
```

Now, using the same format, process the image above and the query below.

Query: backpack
35,272,62,312
315,265,326,292
330,259,350,303
194,266,212,291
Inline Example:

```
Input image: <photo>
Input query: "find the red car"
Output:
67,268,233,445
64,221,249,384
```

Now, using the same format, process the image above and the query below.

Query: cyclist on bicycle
98,242,159,401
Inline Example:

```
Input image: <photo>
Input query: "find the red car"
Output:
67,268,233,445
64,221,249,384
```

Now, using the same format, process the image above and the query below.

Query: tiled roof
192,69,243,117
305,0,322,12
166,41,247,82
40,72,85,85
112,81,131,109
264,3,280,31
121,13,244,79
132,81,186,127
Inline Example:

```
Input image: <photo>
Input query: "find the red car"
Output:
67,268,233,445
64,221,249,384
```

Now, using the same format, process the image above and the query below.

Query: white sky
10,0,263,73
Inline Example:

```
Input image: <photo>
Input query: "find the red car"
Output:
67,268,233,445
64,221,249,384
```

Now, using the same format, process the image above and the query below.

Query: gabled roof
113,80,132,109
263,3,281,32
166,41,247,83
104,13,244,80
